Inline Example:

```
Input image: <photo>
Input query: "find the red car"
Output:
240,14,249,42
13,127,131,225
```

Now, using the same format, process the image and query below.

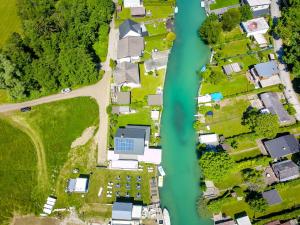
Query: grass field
0,119,38,224
144,34,172,60
210,0,240,10
0,0,22,46
145,22,168,36
0,90,10,104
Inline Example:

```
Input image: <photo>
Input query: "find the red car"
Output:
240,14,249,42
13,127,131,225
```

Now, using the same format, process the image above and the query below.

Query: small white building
198,94,212,104
151,110,160,121
236,215,252,225
241,17,269,37
123,0,142,8
243,0,271,17
199,134,219,146
67,176,89,193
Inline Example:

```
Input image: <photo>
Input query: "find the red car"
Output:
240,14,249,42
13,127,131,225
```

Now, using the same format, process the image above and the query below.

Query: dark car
20,107,31,112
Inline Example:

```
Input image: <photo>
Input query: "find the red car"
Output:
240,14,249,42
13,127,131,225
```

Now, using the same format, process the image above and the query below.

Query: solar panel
115,138,134,152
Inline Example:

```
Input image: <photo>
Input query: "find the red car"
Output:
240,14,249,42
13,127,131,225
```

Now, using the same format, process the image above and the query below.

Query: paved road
0,19,119,166
271,0,300,120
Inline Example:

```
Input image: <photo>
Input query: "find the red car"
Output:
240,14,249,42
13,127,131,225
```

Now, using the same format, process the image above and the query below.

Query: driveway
0,19,119,166
270,0,300,120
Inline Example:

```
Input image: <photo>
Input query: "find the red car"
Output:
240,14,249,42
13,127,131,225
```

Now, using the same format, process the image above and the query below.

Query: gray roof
119,19,142,39
222,63,241,75
272,160,300,181
262,189,282,205
260,92,292,123
253,8,270,17
116,91,131,104
130,7,146,16
254,61,279,78
144,50,169,72
112,202,133,220
114,62,140,85
264,134,300,158
114,125,150,155
112,106,130,114
148,94,163,106
117,37,144,59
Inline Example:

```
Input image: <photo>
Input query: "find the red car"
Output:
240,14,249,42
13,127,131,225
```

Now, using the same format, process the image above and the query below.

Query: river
159,0,211,225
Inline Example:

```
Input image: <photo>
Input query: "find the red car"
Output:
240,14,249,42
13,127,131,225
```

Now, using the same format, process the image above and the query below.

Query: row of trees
0,0,114,99
274,0,300,76
199,5,253,45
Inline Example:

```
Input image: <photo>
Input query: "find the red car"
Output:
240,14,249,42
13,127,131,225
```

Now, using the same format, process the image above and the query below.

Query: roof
253,8,270,17
264,134,300,158
272,160,299,181
112,202,133,220
253,33,268,45
132,205,142,219
116,91,131,104
117,37,144,59
114,125,150,155
67,177,89,193
112,106,130,114
262,189,282,205
130,7,146,16
151,110,160,120
254,61,279,77
114,62,140,85
241,17,269,34
236,216,252,225
137,147,162,164
199,134,219,145
119,19,142,39
222,63,241,75
110,159,139,169
148,94,163,106
260,92,291,123
144,50,170,72
245,0,271,7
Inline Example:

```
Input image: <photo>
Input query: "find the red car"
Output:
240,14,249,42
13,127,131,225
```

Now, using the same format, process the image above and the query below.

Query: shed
263,134,300,159
116,91,131,105
198,94,212,103
112,106,131,115
236,215,252,225
253,33,268,47
132,205,142,219
123,0,141,8
151,110,160,120
272,160,300,182
262,189,282,205
131,7,146,17
199,134,219,145
67,176,89,193
222,63,241,75
148,94,163,106
112,202,133,220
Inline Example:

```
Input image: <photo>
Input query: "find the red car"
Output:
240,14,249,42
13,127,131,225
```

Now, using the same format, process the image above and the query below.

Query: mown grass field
0,0,22,46
209,0,240,10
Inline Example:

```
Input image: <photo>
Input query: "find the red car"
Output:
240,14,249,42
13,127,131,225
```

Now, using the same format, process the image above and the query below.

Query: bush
199,14,222,45
166,32,176,42
222,8,241,31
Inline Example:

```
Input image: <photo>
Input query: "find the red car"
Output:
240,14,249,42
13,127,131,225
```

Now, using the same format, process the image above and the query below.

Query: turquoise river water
160,0,211,225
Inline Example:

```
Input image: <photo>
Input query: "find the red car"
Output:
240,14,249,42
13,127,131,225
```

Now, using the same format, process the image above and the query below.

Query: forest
0,0,114,99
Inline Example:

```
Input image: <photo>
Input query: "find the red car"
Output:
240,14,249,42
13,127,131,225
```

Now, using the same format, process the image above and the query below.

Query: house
115,91,131,105
67,175,89,193
260,92,293,124
272,160,300,182
243,0,271,17
107,125,162,169
199,134,219,146
112,106,131,115
263,134,300,159
250,61,281,87
144,50,170,72
123,0,142,8
148,94,163,106
222,63,241,76
111,202,142,225
262,189,282,205
241,17,269,37
119,19,147,39
117,37,144,63
236,215,252,225
114,62,140,88
130,7,146,17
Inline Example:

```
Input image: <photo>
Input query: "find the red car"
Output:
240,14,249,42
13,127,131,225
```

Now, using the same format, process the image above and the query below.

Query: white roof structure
132,205,142,219
43,208,52,215
236,216,252,225
151,110,160,120
124,0,141,8
198,94,212,103
246,0,271,7
241,17,269,37
199,134,219,145
253,34,268,46
110,160,139,170
137,148,162,164
74,178,89,193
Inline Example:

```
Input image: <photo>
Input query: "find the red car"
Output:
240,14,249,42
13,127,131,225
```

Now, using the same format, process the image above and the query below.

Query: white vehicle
61,88,71,94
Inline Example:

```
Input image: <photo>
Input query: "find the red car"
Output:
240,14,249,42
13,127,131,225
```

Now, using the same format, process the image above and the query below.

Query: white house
124,0,142,8
243,0,271,17
241,17,269,37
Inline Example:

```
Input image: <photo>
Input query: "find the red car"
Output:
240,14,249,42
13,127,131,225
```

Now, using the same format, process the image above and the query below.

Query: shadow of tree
292,78,300,94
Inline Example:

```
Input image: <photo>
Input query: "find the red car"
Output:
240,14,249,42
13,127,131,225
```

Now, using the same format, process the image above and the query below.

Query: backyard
209,0,240,10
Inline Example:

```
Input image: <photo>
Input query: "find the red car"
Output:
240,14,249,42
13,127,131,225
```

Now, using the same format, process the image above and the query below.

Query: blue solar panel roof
115,138,134,152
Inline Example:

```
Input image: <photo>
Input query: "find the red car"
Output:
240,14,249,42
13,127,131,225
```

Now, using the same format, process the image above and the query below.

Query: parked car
61,88,71,94
20,107,31,112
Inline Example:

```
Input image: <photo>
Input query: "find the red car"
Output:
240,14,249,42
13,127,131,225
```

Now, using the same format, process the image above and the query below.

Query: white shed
124,0,141,8
199,134,219,145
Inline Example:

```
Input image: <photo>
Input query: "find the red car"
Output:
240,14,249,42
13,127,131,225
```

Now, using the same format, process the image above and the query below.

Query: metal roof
264,134,300,159
119,19,142,39
272,160,300,181
254,61,279,77
147,94,163,106
262,189,282,205
112,202,133,220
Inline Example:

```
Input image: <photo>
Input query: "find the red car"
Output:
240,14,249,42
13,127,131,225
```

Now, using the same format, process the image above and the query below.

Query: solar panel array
115,138,134,152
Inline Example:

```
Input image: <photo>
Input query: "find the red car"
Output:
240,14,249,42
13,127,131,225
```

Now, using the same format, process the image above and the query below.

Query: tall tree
222,8,241,31
199,14,222,45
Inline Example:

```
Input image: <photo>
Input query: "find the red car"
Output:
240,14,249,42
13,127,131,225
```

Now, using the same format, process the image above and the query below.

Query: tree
109,59,117,70
166,32,176,42
246,191,267,212
199,152,235,181
199,14,222,45
240,5,253,22
222,8,241,31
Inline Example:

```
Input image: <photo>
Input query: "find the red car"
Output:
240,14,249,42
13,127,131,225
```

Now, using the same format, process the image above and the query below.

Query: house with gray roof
262,189,282,205
117,37,144,63
119,19,142,39
250,61,281,87
112,202,133,221
115,91,131,104
114,62,140,88
130,7,146,17
272,160,300,182
112,106,131,115
144,50,170,72
263,134,300,159
260,92,294,124
148,94,163,106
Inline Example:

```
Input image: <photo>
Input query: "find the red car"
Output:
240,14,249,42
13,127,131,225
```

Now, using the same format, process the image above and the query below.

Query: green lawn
145,22,168,36
220,27,245,43
0,119,38,224
0,0,22,46
210,0,240,10
144,34,172,59
118,108,153,127
202,99,251,137
219,39,250,58
231,149,262,161
225,133,258,152
0,90,10,104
